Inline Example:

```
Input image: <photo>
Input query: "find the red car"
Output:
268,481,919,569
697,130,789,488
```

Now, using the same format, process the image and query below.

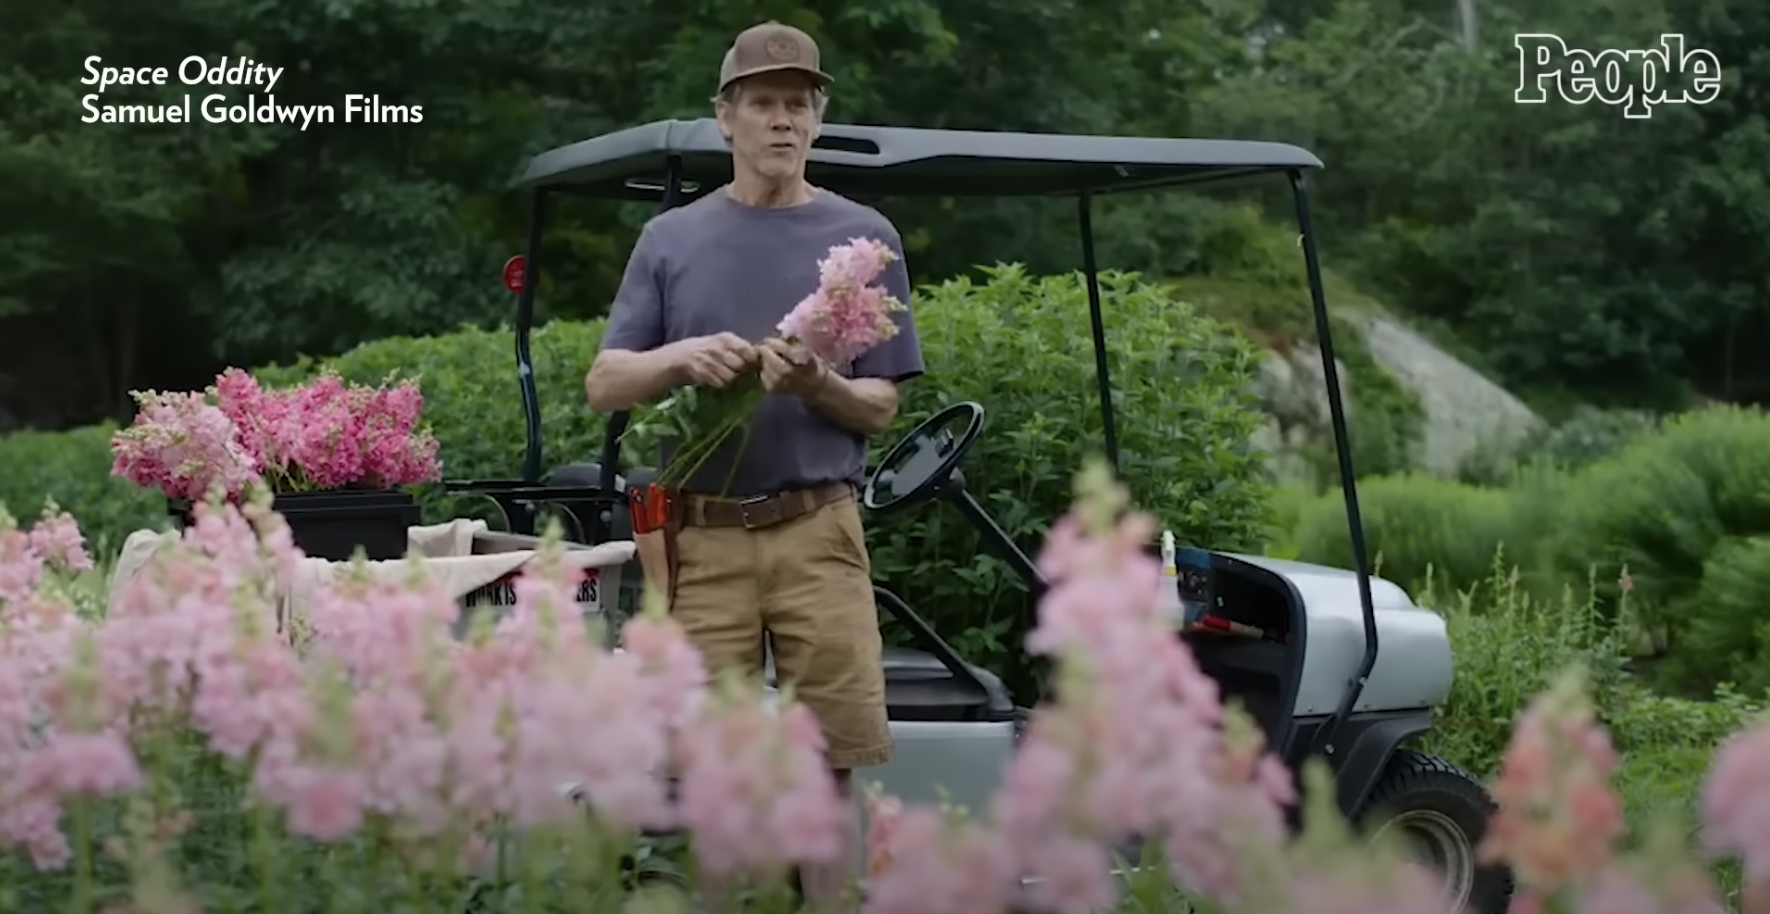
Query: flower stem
66,799,92,914
670,407,754,493
654,419,718,489
715,420,755,499
251,802,278,914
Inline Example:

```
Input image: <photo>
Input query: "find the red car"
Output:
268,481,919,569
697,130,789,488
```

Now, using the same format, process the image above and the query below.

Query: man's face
717,71,821,180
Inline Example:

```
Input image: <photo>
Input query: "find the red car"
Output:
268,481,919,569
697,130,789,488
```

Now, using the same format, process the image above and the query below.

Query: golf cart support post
462,119,1381,767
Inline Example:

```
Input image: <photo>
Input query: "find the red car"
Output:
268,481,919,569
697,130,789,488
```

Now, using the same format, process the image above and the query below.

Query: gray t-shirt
599,187,925,496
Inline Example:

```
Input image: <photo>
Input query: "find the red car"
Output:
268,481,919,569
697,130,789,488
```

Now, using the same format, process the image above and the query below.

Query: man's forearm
804,373,900,436
585,346,683,412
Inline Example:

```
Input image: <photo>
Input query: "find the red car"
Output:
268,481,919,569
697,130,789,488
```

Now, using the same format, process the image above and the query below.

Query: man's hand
671,332,757,388
759,337,829,398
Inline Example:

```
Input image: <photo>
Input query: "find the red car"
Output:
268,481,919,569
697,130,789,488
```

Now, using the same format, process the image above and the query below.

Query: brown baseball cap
717,21,834,95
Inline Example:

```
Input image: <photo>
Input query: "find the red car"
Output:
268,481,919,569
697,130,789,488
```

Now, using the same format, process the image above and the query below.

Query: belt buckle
738,493,773,529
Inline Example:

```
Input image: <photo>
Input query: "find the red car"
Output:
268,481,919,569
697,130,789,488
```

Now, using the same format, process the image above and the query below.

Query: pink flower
109,389,261,501
0,526,42,603
114,367,442,502
987,463,1292,906
27,729,143,798
1278,858,1454,914
861,795,1018,914
619,611,709,726
777,237,907,366
25,508,91,573
1480,670,1626,896
20,452,1770,914
1572,863,1724,914
1702,722,1770,895
675,678,849,877
279,766,368,842
817,236,893,290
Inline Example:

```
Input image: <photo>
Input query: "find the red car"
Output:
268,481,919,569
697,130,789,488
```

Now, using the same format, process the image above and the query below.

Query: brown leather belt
678,482,854,530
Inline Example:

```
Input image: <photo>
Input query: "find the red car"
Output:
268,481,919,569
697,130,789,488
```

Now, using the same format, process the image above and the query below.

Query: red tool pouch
628,483,681,608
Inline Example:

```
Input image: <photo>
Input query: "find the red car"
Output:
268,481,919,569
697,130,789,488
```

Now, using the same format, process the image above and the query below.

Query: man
582,20,923,913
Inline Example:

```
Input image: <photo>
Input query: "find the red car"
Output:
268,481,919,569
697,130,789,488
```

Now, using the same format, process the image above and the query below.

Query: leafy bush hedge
1554,405,1770,695
861,266,1270,680
1289,404,1770,699
0,267,1272,687
0,425,164,554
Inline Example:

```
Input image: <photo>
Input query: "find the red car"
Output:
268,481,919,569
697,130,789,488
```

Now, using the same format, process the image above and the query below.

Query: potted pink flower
109,368,443,561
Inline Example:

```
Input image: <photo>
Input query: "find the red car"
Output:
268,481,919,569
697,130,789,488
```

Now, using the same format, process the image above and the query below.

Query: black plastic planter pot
168,489,421,562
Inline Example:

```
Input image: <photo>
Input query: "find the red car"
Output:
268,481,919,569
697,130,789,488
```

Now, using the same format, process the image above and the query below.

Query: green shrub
1672,534,1770,697
0,424,165,554
1289,474,1525,593
1520,406,1660,469
1554,404,1770,694
860,265,1272,686
1605,680,1764,754
1415,550,1631,777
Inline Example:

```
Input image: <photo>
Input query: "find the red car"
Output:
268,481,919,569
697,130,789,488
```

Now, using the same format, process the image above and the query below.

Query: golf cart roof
518,118,1323,200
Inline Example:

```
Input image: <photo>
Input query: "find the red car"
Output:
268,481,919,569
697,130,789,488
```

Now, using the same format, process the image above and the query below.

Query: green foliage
1682,537,1770,698
1418,542,1753,906
862,266,1272,684
1167,204,1425,480
0,425,165,555
1553,405,1770,693
1416,552,1632,777
1289,474,1528,593
1291,405,1770,700
1517,407,1662,472
1417,543,1760,775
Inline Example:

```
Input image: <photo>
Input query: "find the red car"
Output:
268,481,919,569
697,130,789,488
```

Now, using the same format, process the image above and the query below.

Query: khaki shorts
669,488,892,770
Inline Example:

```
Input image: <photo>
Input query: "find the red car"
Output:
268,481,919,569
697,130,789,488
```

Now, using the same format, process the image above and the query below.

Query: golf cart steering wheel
863,401,985,514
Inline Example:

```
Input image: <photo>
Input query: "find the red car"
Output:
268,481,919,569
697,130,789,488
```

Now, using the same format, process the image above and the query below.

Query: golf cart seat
764,635,1012,723
873,588,1016,722
762,634,1013,724
879,644,1015,722
545,461,654,533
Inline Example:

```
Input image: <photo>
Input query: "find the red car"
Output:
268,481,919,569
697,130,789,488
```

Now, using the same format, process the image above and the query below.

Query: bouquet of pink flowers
110,368,443,503
622,236,908,496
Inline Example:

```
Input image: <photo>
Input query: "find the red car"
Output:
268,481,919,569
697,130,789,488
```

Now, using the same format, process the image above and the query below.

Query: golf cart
446,120,1512,913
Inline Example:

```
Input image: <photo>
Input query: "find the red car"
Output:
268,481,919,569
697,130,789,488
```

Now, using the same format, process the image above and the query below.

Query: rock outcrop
1248,309,1543,478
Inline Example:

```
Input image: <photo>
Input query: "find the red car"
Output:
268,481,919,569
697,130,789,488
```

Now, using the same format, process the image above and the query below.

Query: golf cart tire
1359,750,1512,914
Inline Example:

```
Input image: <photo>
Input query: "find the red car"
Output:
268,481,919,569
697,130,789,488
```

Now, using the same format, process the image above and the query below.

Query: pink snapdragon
112,368,442,502
0,510,140,869
215,367,442,491
24,507,93,574
110,390,262,502
11,464,1770,912
987,462,1294,910
777,236,907,366
1702,722,1770,909
861,791,1019,914
674,674,849,878
1480,670,1627,903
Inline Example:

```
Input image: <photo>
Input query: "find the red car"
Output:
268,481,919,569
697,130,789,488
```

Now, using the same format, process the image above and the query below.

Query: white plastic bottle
1159,530,1183,621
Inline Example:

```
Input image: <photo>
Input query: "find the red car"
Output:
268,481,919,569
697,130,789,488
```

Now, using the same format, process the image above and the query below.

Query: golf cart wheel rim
1372,809,1474,911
